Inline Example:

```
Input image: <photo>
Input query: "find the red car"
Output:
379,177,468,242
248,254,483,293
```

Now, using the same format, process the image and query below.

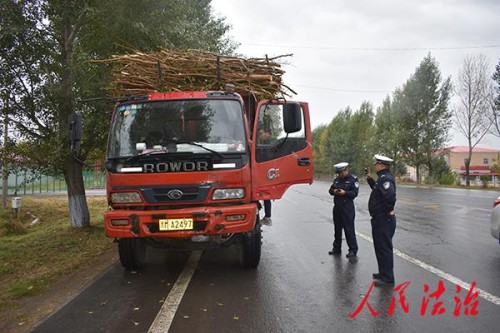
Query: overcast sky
211,0,500,149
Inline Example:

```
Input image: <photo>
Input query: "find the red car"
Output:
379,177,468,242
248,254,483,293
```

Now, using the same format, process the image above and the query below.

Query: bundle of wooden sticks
95,49,296,98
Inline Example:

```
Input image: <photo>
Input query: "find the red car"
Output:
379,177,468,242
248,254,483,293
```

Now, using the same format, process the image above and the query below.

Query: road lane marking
356,232,500,306
148,250,202,333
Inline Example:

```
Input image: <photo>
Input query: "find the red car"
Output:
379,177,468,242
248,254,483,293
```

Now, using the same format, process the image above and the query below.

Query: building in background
437,146,500,186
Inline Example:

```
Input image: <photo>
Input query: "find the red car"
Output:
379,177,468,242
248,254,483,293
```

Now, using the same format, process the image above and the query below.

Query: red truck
103,87,313,270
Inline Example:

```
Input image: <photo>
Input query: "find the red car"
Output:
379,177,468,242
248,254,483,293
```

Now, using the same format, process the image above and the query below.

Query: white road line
356,231,500,306
148,250,202,333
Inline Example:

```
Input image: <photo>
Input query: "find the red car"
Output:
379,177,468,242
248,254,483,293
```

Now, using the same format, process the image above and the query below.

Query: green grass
0,196,114,311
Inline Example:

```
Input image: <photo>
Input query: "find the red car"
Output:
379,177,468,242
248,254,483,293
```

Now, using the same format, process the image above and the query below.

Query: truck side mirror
69,113,82,153
283,103,302,133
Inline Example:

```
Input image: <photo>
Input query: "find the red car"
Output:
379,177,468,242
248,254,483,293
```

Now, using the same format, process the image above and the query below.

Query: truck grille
143,185,211,203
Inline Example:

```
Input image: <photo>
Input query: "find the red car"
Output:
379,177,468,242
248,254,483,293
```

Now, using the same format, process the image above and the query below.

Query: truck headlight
212,188,245,200
111,192,142,204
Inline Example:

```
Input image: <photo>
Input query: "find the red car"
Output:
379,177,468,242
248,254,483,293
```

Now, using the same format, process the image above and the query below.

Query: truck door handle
297,157,310,166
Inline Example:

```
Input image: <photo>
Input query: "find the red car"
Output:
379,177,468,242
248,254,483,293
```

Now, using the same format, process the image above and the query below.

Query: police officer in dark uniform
328,162,359,259
366,154,397,286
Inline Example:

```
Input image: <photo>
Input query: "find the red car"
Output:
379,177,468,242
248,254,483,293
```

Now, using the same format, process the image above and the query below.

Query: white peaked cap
333,162,349,172
374,154,393,165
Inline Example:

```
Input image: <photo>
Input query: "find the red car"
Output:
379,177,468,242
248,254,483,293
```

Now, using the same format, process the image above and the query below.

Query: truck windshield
108,99,247,158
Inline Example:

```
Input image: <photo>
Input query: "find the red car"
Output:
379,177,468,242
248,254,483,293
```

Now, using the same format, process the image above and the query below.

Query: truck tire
118,238,146,271
241,218,262,268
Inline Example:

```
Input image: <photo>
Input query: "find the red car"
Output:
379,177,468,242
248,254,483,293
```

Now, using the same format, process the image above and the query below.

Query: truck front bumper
104,203,258,239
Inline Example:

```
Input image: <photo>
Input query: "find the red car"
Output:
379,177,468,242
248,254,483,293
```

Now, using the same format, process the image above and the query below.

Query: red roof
437,146,500,154
460,165,490,171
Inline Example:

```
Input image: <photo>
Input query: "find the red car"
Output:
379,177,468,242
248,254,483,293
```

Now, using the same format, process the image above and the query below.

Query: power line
242,43,500,51
294,84,391,94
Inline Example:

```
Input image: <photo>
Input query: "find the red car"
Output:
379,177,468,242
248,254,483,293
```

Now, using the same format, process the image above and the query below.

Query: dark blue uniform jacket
368,169,396,216
329,174,359,210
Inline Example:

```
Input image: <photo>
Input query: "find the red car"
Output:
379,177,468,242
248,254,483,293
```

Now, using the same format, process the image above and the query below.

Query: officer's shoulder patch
355,181,360,188
383,181,390,190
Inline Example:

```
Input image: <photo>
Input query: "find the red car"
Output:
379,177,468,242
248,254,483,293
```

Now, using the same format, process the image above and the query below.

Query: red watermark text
349,280,479,318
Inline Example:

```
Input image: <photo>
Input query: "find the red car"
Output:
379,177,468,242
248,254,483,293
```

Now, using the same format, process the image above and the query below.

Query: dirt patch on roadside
0,250,118,333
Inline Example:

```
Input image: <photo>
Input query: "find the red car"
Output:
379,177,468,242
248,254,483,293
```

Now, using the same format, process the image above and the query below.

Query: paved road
33,181,500,332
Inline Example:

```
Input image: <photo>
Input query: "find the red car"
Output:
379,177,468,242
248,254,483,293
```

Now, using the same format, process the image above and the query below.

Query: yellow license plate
159,218,193,231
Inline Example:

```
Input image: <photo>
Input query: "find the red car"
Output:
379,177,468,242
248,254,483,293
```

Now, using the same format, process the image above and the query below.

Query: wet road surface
33,181,500,332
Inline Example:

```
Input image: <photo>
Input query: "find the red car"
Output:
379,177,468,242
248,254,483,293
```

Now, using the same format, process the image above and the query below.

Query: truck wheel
241,218,262,268
118,238,146,271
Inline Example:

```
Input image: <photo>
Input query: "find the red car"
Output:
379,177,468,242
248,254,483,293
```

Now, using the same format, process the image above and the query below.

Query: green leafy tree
0,1,55,177
80,0,237,55
374,96,405,175
347,101,375,175
396,54,452,183
312,124,328,175
428,155,454,185
314,109,350,177
489,59,500,137
314,103,375,177
315,123,335,177
324,107,352,172
1,0,235,228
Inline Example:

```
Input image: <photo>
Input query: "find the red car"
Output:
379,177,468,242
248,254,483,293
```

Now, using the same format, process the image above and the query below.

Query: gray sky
211,0,500,149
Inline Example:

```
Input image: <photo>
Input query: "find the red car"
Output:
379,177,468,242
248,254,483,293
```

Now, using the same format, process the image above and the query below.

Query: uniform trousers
264,200,271,218
371,214,396,283
333,206,358,253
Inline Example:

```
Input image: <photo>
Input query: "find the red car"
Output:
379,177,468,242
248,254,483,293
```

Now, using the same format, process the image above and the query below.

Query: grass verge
0,195,114,314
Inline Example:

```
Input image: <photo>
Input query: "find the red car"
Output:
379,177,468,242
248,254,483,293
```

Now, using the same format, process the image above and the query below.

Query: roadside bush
424,176,437,185
439,172,456,185
480,175,489,188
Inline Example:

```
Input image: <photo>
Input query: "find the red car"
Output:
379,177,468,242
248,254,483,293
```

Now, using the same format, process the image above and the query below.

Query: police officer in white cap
365,154,397,286
328,162,359,259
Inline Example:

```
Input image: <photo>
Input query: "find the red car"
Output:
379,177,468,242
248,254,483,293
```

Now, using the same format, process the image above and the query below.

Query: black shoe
374,279,395,287
328,249,341,255
372,273,381,279
346,251,356,258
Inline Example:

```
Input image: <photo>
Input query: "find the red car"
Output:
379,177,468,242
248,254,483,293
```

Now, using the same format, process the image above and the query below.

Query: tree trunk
465,159,470,187
2,97,9,209
1,106,8,209
59,11,90,228
64,158,90,228
416,164,421,184
427,161,433,184
465,149,472,187
1,170,7,209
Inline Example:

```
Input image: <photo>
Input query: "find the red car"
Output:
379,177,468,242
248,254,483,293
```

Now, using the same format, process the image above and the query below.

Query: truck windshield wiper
124,150,168,163
172,141,224,159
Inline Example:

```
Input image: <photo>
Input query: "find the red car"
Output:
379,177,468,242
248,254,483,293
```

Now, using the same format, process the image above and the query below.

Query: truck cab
104,89,313,270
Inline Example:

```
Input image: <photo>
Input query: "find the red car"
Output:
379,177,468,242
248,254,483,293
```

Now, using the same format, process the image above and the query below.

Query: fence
0,169,106,196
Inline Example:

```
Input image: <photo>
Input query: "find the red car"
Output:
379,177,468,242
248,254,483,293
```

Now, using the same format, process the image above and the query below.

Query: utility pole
1,95,8,209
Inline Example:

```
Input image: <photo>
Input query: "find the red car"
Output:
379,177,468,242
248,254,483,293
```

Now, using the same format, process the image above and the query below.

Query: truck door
251,100,313,201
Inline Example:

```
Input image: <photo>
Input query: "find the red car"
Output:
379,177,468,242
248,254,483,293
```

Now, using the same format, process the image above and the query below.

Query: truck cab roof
116,90,242,104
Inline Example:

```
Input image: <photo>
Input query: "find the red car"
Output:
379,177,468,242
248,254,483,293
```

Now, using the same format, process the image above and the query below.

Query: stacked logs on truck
94,49,296,98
